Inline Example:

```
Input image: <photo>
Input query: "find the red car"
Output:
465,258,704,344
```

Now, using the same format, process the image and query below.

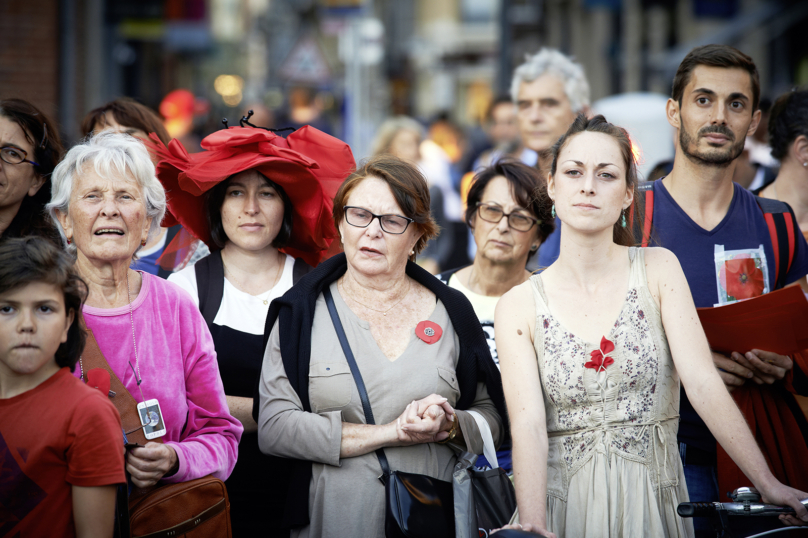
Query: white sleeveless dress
526,247,694,537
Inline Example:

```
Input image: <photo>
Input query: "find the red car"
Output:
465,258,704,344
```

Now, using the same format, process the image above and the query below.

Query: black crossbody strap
323,287,391,478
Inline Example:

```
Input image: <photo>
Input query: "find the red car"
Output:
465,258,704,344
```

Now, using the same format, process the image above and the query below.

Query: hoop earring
620,209,627,228
551,204,556,218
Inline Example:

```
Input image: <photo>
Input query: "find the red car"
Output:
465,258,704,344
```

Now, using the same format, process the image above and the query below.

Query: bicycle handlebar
678,499,808,518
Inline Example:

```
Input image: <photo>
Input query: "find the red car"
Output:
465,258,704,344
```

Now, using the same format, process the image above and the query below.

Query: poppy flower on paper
585,336,615,372
724,258,765,300
415,321,443,344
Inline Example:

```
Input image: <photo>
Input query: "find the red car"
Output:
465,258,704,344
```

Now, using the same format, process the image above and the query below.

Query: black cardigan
254,253,508,528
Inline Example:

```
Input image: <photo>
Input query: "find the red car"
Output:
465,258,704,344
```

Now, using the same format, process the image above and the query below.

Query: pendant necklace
223,252,283,305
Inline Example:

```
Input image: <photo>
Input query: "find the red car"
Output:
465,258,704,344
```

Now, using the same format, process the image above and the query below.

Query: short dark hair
206,173,293,250
464,159,555,246
768,88,808,161
81,98,171,145
486,95,515,122
672,44,760,111
333,154,439,256
0,98,64,242
0,237,88,370
550,114,643,247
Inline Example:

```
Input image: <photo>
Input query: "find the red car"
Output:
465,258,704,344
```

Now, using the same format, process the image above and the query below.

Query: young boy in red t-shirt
0,237,125,537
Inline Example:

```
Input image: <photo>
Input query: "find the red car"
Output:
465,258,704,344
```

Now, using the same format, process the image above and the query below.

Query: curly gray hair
510,48,591,113
46,131,167,256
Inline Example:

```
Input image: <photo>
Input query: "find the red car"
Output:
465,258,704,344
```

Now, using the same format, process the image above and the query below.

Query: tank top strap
528,273,551,315
627,246,648,289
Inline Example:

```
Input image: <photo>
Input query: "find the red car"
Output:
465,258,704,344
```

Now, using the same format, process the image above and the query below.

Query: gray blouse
257,281,503,538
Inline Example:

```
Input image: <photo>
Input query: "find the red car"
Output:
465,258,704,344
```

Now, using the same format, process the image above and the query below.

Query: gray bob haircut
371,116,425,156
510,48,591,113
47,131,167,255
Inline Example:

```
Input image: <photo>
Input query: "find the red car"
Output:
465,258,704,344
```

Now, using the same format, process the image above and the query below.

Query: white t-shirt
168,254,295,336
446,273,500,367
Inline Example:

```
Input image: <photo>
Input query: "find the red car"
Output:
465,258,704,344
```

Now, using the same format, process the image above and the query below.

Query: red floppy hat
149,126,355,267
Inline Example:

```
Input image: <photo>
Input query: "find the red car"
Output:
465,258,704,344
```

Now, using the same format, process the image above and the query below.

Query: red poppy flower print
724,258,765,300
416,321,443,344
585,336,615,372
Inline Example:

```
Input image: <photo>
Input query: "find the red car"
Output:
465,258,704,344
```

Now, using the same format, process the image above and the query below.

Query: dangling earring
620,209,627,228
551,203,556,218
66,237,72,245
141,239,147,246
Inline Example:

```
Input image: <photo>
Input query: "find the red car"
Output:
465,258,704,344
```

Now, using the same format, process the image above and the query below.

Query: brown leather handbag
81,325,232,538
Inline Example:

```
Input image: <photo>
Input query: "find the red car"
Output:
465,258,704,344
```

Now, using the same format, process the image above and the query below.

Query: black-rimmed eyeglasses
344,206,414,234
476,202,539,232
1,146,39,167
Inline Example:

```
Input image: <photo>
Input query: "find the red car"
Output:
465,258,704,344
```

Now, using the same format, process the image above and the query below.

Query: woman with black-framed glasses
436,159,554,473
0,99,64,244
256,154,507,537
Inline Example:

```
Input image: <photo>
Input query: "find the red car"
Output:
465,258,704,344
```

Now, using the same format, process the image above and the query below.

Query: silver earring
410,250,415,255
803,162,808,167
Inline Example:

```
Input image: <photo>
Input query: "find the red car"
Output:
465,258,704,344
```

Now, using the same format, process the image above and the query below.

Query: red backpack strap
756,196,797,289
637,181,655,247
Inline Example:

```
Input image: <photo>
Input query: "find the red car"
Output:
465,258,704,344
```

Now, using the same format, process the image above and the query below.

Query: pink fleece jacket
78,271,243,483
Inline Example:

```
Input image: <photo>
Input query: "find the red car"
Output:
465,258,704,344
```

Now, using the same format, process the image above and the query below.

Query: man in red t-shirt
0,238,125,537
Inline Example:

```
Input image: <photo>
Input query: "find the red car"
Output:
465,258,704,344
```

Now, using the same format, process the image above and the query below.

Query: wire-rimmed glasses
344,206,414,234
1,146,39,167
476,202,539,232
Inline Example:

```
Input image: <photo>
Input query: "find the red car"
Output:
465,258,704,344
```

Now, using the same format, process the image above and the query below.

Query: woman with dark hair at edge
437,158,554,472
496,115,807,537
152,123,355,537
81,98,187,277
0,98,64,244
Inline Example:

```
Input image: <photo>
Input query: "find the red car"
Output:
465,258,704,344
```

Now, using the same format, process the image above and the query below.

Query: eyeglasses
476,202,539,232
1,146,39,167
344,206,414,234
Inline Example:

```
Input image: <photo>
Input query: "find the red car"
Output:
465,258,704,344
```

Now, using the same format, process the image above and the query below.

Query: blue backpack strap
194,251,224,327
756,196,798,290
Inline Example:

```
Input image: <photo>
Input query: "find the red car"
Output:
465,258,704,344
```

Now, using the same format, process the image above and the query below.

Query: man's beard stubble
679,115,745,168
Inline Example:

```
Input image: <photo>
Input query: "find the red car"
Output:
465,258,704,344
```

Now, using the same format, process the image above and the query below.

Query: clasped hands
390,393,456,445
713,349,793,391
126,442,179,488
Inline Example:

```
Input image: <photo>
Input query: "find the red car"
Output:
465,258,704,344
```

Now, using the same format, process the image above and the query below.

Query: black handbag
323,288,456,538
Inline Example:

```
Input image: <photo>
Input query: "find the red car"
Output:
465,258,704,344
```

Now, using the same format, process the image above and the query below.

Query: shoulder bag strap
79,323,159,447
322,287,391,479
195,251,224,326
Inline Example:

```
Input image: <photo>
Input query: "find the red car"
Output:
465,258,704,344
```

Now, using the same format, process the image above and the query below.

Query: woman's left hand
395,394,455,445
126,443,179,488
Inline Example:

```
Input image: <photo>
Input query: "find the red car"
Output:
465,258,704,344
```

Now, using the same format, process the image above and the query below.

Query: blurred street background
2,0,807,174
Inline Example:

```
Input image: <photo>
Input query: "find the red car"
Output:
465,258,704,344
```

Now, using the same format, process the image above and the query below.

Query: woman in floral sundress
495,115,808,538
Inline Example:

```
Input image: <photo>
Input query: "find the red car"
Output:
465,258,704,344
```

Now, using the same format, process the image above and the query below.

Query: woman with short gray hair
47,131,242,490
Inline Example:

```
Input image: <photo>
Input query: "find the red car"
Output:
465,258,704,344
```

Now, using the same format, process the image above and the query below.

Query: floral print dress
528,247,693,537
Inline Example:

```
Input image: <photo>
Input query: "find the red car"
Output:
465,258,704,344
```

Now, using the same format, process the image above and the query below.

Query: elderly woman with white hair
47,131,242,488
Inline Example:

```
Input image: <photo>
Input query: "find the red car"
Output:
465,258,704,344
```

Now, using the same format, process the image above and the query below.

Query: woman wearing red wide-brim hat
151,124,355,537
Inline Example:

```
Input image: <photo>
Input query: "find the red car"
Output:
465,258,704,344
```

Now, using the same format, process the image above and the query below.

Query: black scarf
255,253,508,528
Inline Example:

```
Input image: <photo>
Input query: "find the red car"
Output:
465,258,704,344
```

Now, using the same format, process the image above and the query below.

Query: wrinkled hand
127,443,178,488
493,523,556,537
712,351,752,392
730,349,792,385
759,482,808,527
393,394,454,445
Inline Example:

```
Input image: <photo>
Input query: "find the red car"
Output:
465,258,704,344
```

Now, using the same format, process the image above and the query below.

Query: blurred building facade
1,0,807,155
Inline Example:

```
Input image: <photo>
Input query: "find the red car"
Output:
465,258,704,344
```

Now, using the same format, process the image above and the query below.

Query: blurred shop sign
280,37,331,84
338,18,384,66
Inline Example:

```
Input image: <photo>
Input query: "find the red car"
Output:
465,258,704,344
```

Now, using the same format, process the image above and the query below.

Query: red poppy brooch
585,336,615,372
416,321,443,344
724,258,765,300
